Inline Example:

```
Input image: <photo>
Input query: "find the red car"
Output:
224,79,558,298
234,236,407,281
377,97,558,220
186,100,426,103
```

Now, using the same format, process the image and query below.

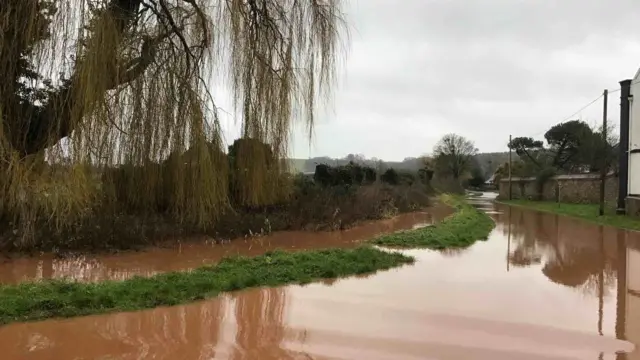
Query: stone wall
628,196,640,217
498,174,619,205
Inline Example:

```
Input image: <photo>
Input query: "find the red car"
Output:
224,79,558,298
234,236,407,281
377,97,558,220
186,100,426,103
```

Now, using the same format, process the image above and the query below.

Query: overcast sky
220,0,640,161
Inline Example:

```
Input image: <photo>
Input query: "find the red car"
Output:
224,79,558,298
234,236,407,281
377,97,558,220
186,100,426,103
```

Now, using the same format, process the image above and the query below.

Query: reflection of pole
616,231,627,341
507,207,511,272
598,226,604,336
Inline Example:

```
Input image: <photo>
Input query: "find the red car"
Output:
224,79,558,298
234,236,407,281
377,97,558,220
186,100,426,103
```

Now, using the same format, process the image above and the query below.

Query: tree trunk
2,0,143,156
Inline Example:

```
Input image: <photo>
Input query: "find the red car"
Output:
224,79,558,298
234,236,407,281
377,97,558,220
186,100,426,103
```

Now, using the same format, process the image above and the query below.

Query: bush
467,167,486,188
418,168,434,183
397,170,417,185
313,162,377,187
381,168,399,185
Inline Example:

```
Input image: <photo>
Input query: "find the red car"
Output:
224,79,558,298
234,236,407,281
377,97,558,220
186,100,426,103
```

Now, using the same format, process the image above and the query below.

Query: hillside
288,152,519,178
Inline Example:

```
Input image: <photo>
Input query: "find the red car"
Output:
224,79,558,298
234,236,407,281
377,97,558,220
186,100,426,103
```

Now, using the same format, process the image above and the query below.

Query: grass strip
500,200,640,231
0,247,413,326
370,194,495,248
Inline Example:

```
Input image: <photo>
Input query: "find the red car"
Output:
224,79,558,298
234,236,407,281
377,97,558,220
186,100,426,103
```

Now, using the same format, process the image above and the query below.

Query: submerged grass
501,200,640,231
0,247,413,326
370,195,495,249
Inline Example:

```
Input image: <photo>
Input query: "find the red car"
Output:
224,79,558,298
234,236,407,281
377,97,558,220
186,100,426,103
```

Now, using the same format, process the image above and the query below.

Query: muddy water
0,205,453,284
2,195,640,359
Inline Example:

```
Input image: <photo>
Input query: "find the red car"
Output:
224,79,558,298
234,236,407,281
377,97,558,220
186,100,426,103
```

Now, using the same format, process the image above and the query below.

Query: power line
558,94,604,124
510,78,638,149
523,92,608,141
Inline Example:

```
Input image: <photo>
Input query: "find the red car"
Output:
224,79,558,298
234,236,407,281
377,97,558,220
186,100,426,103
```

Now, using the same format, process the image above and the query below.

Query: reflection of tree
509,248,542,267
506,209,544,267
231,288,292,360
0,296,226,359
502,206,619,295
439,248,470,257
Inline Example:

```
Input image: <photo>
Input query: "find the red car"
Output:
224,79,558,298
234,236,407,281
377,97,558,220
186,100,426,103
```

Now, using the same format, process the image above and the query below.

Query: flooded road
0,205,453,284
1,194,640,359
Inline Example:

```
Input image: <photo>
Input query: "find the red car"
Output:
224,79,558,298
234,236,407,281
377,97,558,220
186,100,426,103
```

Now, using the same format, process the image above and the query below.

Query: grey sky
222,0,640,161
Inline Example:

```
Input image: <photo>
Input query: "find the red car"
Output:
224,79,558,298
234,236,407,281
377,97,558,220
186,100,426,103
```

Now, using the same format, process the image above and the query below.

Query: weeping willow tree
0,0,346,246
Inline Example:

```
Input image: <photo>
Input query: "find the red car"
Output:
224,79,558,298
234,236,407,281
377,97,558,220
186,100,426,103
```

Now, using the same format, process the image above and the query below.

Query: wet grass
370,195,495,249
0,247,413,326
502,200,640,231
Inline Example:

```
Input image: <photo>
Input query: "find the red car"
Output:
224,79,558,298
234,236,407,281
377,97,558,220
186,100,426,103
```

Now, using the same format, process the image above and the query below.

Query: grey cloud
286,0,640,160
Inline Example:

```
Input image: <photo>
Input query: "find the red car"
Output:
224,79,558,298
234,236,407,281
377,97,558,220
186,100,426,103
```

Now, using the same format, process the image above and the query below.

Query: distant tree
463,158,485,188
467,166,486,188
418,156,435,182
433,134,478,180
508,137,545,168
544,120,594,171
381,168,399,185
473,152,514,179
345,153,367,164
576,123,619,174
510,120,615,174
493,160,534,183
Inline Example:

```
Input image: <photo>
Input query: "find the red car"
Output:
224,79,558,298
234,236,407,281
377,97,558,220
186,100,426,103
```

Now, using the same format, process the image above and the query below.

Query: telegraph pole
599,89,608,216
508,135,513,200
617,79,632,214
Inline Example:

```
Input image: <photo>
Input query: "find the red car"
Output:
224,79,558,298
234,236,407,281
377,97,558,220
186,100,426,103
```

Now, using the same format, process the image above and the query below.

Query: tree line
496,120,617,182
301,118,618,192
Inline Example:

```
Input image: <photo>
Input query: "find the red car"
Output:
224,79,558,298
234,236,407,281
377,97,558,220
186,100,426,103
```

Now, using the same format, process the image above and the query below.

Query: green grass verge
0,247,413,326
501,200,640,231
370,195,496,248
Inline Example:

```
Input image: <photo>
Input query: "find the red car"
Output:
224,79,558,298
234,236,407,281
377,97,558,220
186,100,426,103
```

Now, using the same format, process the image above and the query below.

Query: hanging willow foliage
0,0,346,246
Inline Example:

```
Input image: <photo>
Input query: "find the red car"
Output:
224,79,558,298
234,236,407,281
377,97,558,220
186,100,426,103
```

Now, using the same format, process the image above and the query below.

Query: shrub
397,170,417,186
313,162,377,187
381,168,399,185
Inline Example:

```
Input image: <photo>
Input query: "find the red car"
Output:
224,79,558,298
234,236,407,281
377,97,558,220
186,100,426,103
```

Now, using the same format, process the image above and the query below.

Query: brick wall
498,174,619,205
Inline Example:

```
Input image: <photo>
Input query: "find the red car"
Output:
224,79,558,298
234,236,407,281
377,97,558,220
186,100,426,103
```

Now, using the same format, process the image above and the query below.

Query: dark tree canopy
466,161,486,188
508,137,544,168
507,120,618,178
544,120,594,171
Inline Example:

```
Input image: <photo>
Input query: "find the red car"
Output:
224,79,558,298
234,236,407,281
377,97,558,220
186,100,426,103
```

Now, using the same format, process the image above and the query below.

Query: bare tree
433,134,478,180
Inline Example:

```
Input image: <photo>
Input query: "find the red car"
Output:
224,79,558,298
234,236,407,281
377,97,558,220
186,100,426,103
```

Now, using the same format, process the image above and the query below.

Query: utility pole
617,80,632,214
599,89,608,216
508,135,512,200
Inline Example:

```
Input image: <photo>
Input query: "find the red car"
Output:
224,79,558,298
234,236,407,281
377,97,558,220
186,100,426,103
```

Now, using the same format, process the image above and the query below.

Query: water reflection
0,292,229,359
494,205,626,295
1,199,640,359
494,204,640,359
230,288,291,360
0,205,453,284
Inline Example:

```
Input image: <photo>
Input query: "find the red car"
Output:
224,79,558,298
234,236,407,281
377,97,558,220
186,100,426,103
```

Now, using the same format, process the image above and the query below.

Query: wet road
1,194,640,359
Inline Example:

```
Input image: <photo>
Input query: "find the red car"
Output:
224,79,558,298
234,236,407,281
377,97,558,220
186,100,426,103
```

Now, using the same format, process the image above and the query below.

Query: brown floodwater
0,204,453,284
2,193,640,359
